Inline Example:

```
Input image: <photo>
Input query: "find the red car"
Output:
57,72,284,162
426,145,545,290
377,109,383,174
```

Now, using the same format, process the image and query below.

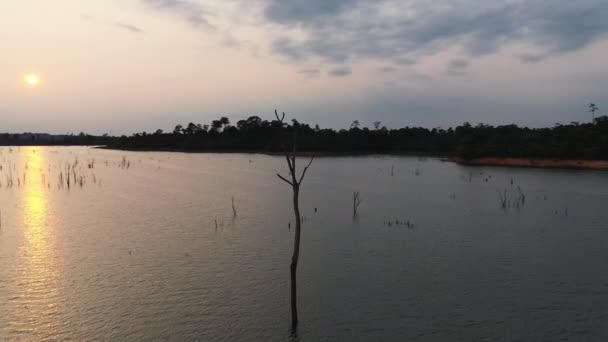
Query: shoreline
449,157,608,171
96,146,442,157
98,146,608,170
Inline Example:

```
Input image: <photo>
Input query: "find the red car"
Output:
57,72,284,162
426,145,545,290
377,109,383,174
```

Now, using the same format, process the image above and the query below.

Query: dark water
1,147,607,341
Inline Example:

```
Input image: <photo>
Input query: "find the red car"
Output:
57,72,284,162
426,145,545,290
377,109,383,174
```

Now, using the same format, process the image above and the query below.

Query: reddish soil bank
449,157,608,170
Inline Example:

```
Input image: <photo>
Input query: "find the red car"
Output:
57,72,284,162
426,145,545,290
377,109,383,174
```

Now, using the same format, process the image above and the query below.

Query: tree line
0,132,114,146
108,114,608,160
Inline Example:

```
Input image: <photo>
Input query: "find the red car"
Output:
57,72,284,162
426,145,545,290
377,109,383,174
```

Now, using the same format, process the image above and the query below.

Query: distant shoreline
100,146,608,170
449,157,608,171
97,146,440,157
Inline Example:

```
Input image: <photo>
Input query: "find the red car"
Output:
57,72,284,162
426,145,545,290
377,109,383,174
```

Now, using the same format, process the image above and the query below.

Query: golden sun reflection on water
9,148,62,338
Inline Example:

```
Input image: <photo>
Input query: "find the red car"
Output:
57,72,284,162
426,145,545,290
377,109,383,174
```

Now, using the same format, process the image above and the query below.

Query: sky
1,0,607,134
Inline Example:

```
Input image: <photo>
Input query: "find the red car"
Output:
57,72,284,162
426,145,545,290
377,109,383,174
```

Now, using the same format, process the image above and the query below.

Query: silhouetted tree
211,120,223,133
220,116,230,127
173,125,183,135
275,110,314,328
595,115,608,124
590,103,599,122
185,123,198,135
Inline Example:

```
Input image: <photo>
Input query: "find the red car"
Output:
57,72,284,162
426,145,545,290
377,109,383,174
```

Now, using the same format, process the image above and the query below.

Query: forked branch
275,110,314,188
277,173,294,186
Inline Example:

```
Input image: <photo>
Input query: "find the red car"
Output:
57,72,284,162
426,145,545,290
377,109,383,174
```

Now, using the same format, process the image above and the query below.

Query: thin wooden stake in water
231,196,237,218
353,192,362,216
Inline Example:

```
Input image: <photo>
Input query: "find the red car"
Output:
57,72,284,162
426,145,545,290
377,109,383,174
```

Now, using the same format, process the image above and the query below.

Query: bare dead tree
275,110,314,327
353,192,362,216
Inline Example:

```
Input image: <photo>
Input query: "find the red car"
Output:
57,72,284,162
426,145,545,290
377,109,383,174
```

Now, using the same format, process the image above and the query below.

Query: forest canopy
107,115,608,160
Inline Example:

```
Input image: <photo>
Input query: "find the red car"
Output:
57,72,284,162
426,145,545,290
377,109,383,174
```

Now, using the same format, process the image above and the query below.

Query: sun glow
25,74,40,86
9,148,61,334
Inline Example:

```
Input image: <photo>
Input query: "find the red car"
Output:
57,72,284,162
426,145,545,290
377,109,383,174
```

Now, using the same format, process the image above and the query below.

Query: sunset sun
24,74,40,86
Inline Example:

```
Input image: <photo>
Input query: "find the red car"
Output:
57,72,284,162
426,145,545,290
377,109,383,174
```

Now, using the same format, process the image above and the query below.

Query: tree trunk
290,186,301,326
274,109,314,328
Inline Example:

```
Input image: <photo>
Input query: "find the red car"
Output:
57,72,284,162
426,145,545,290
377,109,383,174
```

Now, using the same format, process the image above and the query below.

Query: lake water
1,146,607,341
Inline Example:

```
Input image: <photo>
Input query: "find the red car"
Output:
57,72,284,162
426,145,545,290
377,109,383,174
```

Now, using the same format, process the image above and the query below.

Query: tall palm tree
589,103,599,122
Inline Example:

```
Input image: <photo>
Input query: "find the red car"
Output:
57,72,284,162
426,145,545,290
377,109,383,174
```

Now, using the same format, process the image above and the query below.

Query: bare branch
274,109,285,123
277,173,294,186
285,154,294,172
298,156,315,184
305,156,314,168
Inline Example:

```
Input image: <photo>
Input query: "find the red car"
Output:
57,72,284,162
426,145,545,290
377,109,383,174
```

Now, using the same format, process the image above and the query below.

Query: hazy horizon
2,0,607,135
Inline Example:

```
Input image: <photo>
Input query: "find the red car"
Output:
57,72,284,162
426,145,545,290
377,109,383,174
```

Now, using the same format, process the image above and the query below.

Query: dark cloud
115,22,144,33
273,37,349,63
273,38,308,61
393,57,417,66
265,0,362,24
328,66,352,77
446,59,469,76
143,0,213,29
520,53,547,63
265,0,608,65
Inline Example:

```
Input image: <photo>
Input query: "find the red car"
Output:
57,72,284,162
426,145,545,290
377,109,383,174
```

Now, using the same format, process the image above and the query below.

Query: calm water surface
1,146,607,341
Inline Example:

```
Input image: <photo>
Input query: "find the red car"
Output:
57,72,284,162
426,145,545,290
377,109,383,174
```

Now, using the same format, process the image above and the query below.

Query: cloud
264,0,608,66
394,57,417,66
378,66,398,73
265,0,362,24
519,53,547,63
328,66,352,77
142,0,214,29
446,58,469,76
115,22,144,33
298,67,321,77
